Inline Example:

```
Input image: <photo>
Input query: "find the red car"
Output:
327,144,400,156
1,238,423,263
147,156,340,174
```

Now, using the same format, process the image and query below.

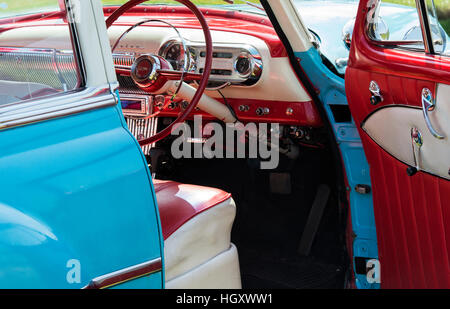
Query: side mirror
367,16,390,41
344,16,390,50
342,18,356,50
403,24,447,52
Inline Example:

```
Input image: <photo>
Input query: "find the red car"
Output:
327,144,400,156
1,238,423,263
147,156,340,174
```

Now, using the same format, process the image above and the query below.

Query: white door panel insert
362,83,450,180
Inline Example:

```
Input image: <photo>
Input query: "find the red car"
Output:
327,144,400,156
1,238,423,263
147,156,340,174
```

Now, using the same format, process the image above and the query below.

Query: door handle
407,127,423,176
369,81,383,105
422,88,445,139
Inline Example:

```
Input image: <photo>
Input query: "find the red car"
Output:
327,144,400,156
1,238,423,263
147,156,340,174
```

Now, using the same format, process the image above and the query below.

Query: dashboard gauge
159,40,263,86
160,41,198,72
165,42,184,70
234,53,253,77
235,56,252,76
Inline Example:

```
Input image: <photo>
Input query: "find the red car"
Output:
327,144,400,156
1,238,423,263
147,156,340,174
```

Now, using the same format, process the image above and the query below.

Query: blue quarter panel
0,102,163,288
295,48,379,289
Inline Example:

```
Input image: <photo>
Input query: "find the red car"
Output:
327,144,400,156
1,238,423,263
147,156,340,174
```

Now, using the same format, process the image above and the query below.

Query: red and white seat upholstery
153,180,241,289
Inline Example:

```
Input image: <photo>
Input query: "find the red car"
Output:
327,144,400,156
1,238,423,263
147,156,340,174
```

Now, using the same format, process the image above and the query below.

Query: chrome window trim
366,0,437,54
415,0,435,54
66,0,87,88
0,0,120,131
0,86,117,130
83,257,162,289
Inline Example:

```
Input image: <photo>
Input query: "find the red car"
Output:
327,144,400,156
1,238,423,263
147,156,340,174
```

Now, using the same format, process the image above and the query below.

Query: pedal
298,184,331,256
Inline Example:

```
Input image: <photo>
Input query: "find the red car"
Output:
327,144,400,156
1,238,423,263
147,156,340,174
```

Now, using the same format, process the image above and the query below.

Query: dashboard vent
199,68,233,76
200,51,233,59
113,54,135,67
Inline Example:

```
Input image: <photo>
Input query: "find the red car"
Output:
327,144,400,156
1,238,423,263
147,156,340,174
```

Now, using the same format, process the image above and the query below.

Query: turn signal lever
167,82,296,159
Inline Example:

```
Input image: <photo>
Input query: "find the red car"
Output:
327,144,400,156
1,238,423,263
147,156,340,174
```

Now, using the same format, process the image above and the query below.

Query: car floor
165,148,347,289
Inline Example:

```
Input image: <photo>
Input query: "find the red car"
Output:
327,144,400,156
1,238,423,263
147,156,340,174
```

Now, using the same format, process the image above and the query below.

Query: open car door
345,0,450,288
263,0,449,288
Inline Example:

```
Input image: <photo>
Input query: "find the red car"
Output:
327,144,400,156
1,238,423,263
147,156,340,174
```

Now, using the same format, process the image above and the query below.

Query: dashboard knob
256,107,270,116
181,100,189,110
238,105,250,112
154,95,165,110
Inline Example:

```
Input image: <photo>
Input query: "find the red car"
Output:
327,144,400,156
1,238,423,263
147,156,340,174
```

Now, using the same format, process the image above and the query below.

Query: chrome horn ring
111,19,191,91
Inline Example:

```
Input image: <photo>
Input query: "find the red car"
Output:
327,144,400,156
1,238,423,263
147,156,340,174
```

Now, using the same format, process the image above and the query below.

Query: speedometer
159,41,196,72
165,43,183,70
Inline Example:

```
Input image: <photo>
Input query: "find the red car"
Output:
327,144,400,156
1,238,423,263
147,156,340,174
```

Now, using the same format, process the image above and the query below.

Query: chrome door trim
415,0,435,54
83,258,162,289
0,86,117,130
421,87,445,139
66,0,87,88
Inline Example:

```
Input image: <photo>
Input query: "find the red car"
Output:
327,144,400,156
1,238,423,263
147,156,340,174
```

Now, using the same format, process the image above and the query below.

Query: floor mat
168,155,347,289
240,252,345,289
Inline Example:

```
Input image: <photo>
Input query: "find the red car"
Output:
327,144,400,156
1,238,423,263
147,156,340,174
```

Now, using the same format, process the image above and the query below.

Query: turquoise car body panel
0,98,164,288
295,48,379,289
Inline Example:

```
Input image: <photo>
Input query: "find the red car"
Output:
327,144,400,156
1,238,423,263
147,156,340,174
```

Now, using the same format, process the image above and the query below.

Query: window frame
0,0,86,106
0,0,118,131
366,0,444,55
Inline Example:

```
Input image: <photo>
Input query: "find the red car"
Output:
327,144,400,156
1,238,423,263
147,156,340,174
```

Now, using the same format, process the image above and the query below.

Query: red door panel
347,0,450,288
362,136,450,288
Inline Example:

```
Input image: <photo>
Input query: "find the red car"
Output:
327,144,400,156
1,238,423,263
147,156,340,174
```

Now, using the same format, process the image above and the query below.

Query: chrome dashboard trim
159,40,263,86
120,93,152,117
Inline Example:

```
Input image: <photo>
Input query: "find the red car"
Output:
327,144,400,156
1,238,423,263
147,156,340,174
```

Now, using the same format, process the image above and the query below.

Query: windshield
102,0,263,12
0,0,59,18
0,0,262,19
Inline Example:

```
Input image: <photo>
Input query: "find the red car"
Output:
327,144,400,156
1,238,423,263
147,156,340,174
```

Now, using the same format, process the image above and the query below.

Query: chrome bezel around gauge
234,52,253,78
158,39,197,72
159,40,263,87
233,46,263,85
197,43,263,86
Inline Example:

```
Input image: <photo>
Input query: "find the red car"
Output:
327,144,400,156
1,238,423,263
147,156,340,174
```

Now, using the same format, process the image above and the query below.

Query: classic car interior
104,1,347,288
0,0,351,288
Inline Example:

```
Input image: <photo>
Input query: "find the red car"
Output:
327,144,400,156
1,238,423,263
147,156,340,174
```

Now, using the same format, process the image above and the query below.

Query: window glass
367,0,425,50
0,1,80,105
425,0,450,55
292,0,360,76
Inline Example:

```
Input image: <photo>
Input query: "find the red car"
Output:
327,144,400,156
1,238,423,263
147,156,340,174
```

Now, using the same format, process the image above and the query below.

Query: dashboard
105,6,322,128
0,6,323,129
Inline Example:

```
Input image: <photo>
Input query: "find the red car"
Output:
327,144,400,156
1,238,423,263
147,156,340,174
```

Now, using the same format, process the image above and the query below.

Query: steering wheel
105,0,213,146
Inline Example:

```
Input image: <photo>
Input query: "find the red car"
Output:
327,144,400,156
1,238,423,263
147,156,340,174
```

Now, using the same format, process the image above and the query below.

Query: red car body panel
347,0,450,288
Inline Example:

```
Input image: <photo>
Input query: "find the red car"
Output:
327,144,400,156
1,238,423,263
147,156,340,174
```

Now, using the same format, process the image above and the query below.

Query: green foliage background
0,1,448,37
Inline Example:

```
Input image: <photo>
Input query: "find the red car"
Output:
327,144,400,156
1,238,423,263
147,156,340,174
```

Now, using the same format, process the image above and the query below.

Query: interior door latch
369,81,383,105
407,127,423,176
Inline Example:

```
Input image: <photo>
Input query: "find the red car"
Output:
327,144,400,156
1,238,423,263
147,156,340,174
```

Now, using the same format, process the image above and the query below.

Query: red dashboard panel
0,6,287,58
149,96,323,127
103,6,287,58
